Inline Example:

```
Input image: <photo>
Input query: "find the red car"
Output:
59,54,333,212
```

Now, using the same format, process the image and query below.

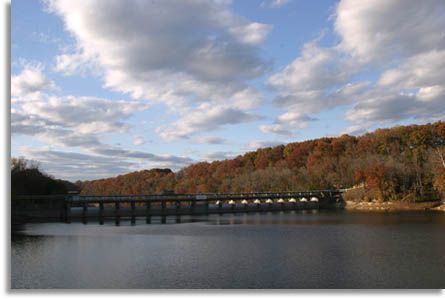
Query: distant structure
13,190,345,225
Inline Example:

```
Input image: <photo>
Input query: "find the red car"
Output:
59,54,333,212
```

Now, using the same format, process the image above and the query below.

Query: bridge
13,190,345,225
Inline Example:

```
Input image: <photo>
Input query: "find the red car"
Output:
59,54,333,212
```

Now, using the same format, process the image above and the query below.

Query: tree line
11,158,79,201
77,121,445,202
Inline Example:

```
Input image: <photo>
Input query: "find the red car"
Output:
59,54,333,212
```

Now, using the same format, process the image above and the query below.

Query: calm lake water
11,211,445,289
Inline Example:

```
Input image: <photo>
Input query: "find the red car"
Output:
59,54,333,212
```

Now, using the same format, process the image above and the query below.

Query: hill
77,121,445,202
11,158,75,197
77,168,174,195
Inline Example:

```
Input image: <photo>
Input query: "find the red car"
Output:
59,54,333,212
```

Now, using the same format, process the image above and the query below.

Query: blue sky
11,0,445,181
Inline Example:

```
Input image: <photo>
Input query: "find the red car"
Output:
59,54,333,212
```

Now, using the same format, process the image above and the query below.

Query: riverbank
345,200,445,212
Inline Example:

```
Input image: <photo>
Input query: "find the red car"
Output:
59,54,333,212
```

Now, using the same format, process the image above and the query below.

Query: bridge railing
14,190,343,205
13,190,345,224
67,189,342,203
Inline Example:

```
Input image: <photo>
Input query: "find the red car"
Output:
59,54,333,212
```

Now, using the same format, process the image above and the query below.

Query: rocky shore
345,200,445,212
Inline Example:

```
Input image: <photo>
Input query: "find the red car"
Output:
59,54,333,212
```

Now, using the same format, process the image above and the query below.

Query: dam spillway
13,190,345,225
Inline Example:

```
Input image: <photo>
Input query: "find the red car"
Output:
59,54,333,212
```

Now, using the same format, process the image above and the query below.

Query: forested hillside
78,121,445,202
77,169,175,195
11,158,71,197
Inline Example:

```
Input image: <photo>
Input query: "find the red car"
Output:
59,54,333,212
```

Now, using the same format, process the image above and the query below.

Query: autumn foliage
77,121,445,202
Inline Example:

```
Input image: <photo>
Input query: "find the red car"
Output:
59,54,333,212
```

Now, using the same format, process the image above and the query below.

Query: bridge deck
67,190,340,203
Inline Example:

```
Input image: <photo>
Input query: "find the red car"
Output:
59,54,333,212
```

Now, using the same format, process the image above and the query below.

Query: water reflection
11,211,445,289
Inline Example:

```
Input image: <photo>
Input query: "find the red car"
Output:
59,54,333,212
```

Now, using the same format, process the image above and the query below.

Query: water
11,211,445,289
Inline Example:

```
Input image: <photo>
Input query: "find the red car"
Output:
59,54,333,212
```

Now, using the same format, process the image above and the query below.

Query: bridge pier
162,200,166,212
146,201,151,224
131,201,136,225
175,200,181,212
242,200,248,211
64,201,71,223
254,199,261,211
217,200,223,215
99,202,104,225
115,201,120,225
55,190,342,226
82,202,88,224
289,198,296,210
230,200,235,211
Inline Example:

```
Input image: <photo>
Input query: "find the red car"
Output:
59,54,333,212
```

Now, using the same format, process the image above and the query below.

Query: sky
10,0,445,181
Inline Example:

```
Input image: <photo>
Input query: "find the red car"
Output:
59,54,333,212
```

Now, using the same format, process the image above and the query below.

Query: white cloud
14,95,147,136
156,103,262,141
54,53,97,76
343,48,445,125
11,63,56,101
345,90,445,125
268,39,358,115
132,135,145,146
259,124,293,137
335,0,445,65
267,0,445,132
193,136,227,145
11,64,195,178
246,140,284,151
16,131,195,180
13,95,192,169
259,111,318,138
377,49,445,91
260,0,291,9
269,41,343,95
339,125,369,137
277,112,317,127
11,108,48,135
32,32,61,45
200,151,234,162
417,86,445,102
229,22,273,45
46,0,271,139
19,147,193,181
20,147,134,181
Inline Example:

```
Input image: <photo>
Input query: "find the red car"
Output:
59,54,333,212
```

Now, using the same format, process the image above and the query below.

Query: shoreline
345,200,445,212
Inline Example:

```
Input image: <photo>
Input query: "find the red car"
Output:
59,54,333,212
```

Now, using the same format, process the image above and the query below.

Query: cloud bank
11,65,194,180
264,0,445,136
46,0,272,140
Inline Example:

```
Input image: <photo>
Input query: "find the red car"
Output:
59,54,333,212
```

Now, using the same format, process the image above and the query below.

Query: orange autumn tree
354,164,388,202
431,122,445,200
75,121,445,202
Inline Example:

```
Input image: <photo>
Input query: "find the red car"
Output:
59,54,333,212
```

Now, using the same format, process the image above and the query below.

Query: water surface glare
11,211,445,288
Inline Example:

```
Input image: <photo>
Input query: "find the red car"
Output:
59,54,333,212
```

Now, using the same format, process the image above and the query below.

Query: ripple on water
11,211,445,288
